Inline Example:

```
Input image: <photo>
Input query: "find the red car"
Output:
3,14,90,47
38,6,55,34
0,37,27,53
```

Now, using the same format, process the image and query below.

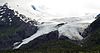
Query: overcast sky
0,0,100,17
34,0,100,17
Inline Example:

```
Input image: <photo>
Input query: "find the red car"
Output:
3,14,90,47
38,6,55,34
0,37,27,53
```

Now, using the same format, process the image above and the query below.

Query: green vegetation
0,39,98,53
82,28,100,50
0,50,100,53
0,39,100,53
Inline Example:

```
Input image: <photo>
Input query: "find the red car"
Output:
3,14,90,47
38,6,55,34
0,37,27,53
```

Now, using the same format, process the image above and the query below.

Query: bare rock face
81,14,100,49
0,3,38,50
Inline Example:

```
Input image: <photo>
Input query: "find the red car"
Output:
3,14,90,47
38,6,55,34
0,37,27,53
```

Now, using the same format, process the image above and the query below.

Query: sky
33,0,100,17
0,0,100,17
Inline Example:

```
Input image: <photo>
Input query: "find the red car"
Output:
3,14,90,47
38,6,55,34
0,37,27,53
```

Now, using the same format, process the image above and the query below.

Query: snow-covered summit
1,0,99,21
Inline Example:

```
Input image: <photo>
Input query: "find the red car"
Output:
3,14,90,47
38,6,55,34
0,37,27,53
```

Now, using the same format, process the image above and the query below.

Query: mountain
81,14,100,50
0,3,38,50
0,3,100,53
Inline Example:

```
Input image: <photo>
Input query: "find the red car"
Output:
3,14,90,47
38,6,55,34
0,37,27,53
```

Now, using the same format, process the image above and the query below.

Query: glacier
0,0,99,49
13,14,97,49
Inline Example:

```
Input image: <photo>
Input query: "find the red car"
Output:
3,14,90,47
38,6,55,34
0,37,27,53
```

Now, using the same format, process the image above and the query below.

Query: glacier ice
13,14,97,49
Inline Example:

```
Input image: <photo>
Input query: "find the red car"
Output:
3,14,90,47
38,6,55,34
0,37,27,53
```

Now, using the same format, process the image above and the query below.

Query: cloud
0,0,100,17
34,0,100,17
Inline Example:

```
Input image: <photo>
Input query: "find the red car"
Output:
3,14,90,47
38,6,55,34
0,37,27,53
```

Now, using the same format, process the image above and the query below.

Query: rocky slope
81,14,100,50
0,3,38,50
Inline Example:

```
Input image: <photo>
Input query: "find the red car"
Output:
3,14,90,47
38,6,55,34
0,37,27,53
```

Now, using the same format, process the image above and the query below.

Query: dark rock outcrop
0,3,38,50
81,14,100,49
